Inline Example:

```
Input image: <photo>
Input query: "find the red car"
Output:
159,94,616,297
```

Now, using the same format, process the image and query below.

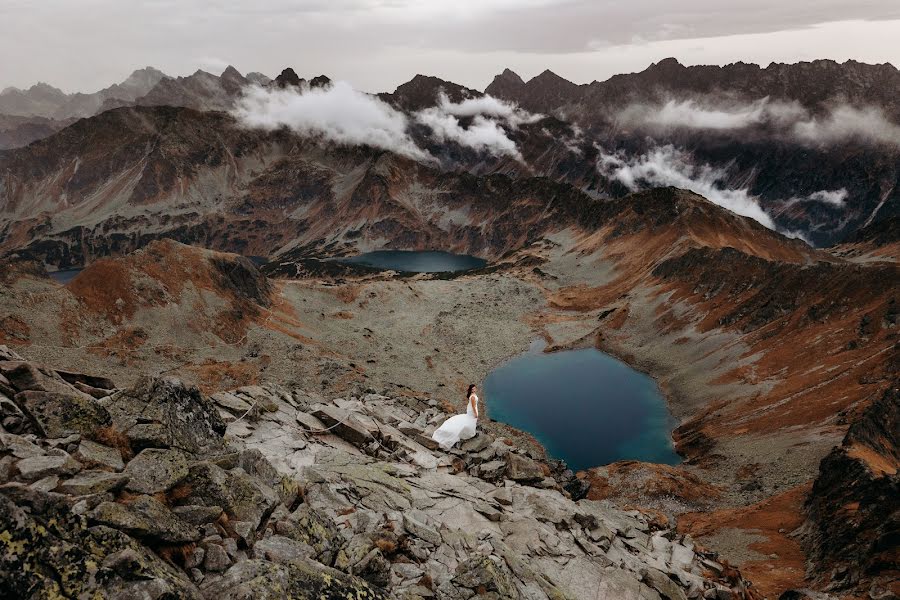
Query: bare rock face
800,385,899,598
107,376,227,455
0,351,756,599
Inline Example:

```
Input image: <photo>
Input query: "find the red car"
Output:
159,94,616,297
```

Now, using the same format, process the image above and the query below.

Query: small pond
483,341,681,471
340,250,486,273
48,268,84,284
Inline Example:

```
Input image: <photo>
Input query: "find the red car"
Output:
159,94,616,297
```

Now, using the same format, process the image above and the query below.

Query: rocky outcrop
797,385,899,599
0,347,755,599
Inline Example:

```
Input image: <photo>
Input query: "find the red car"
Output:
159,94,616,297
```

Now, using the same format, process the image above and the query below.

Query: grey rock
460,433,492,453
310,403,375,446
273,503,343,565
173,504,224,525
643,567,689,600
403,509,442,546
14,390,111,439
181,462,278,531
254,534,316,564
16,453,81,480
29,475,60,492
58,471,129,495
74,439,125,471
89,496,201,544
0,432,44,458
232,519,256,545
199,558,389,599
123,448,189,494
204,543,231,572
106,377,226,455
505,453,543,482
489,487,513,506
477,459,507,480
185,546,205,569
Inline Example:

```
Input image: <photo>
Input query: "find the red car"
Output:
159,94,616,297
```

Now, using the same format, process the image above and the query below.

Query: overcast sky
2,0,899,94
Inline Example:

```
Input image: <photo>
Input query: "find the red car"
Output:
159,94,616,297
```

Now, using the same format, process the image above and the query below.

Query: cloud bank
415,92,543,159
617,97,900,148
618,97,805,130
232,81,429,161
597,144,778,229
234,82,543,162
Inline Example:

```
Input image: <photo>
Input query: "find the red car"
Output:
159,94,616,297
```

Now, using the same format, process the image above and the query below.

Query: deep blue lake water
341,250,486,273
483,341,681,471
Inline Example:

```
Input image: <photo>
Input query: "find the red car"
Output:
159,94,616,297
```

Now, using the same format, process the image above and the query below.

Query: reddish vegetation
580,460,723,508
186,359,260,394
678,485,810,600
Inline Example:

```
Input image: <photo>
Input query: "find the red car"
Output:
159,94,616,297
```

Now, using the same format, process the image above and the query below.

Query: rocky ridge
0,344,755,599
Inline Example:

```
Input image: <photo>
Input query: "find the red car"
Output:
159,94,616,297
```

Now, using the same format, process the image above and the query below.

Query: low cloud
783,188,849,209
597,144,789,232
233,83,541,162
617,97,900,148
414,92,543,160
232,81,430,161
792,105,900,147
617,97,805,130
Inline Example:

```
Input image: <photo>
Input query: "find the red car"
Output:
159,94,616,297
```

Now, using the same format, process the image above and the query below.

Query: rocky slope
0,344,756,599
799,385,899,597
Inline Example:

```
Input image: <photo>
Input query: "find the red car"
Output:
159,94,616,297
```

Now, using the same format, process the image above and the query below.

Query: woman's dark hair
466,384,476,400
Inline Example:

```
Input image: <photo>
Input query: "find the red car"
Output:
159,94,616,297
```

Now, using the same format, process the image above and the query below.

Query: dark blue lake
483,342,681,471
341,250,486,273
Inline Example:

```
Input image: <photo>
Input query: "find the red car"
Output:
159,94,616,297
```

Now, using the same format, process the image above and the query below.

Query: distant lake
341,250,486,273
48,268,83,284
483,342,681,471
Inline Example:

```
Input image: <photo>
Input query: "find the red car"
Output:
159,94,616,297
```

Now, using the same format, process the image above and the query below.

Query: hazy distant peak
221,65,243,79
246,72,272,86
273,67,303,88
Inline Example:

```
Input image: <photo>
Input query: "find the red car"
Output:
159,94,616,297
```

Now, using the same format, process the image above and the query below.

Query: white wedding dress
431,394,478,450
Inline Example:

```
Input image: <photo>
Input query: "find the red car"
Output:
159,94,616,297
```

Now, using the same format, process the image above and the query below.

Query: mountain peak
309,74,332,89
273,67,303,89
648,57,683,71
221,65,243,79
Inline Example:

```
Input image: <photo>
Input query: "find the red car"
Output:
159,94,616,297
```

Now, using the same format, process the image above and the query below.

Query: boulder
90,496,201,544
15,453,81,480
14,390,112,438
181,461,278,530
172,504,224,525
505,453,543,482
403,509,442,546
254,534,316,564
310,403,377,447
273,503,343,565
74,439,125,471
123,448,189,495
203,543,231,572
106,377,226,455
58,471,129,495
0,494,198,599
199,559,389,600
478,459,508,480
0,432,44,458
453,555,519,599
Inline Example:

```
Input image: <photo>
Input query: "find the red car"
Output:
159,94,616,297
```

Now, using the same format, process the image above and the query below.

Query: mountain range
1,58,898,248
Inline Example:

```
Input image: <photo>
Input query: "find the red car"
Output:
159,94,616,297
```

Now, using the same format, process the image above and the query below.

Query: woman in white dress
432,384,479,450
